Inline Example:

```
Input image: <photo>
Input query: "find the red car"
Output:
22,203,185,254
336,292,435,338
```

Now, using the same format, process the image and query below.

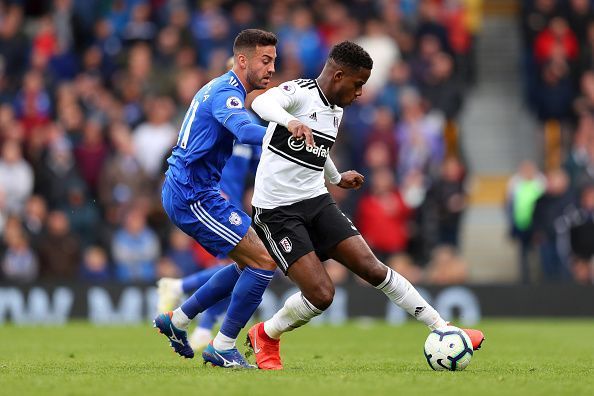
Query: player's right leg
247,252,334,370
247,204,334,369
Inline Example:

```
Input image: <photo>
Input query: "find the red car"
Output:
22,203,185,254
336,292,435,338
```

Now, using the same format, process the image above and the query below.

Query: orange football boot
462,328,485,350
246,322,283,370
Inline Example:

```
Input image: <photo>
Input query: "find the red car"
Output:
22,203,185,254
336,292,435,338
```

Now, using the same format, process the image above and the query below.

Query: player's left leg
189,297,230,350
328,235,484,350
157,265,227,312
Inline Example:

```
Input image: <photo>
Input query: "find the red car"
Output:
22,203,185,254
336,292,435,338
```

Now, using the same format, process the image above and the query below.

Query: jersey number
177,98,200,149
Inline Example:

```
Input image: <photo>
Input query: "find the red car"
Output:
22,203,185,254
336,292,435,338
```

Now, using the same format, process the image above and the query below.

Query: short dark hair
233,29,277,54
328,41,373,70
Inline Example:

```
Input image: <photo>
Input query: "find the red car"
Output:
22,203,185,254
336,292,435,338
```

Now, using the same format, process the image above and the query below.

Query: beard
247,72,270,90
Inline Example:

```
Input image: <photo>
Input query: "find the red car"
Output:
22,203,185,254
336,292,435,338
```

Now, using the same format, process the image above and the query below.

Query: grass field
1,319,593,396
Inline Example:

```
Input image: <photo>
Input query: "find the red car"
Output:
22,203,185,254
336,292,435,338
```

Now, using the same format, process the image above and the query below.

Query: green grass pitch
1,319,593,396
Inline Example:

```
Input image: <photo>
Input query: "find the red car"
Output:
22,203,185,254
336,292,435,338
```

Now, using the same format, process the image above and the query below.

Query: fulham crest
279,237,292,253
229,212,242,226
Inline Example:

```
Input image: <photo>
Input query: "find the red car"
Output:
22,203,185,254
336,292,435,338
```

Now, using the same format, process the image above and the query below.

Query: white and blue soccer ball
423,325,473,371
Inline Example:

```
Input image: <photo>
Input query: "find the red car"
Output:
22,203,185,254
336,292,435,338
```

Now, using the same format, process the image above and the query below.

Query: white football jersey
252,79,343,209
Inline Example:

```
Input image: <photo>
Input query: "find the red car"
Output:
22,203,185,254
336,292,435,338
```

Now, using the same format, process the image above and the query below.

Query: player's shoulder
212,73,244,95
277,79,317,97
210,73,246,109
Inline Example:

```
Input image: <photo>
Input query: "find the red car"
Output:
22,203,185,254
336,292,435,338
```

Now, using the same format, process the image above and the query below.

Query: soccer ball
423,325,473,371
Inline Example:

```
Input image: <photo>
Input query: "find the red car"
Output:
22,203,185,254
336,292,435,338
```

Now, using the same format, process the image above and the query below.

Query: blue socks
199,297,230,330
180,263,242,319
181,265,226,293
219,267,275,339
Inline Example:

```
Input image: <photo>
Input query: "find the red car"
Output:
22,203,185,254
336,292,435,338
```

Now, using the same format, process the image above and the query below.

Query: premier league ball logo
226,96,243,109
281,83,295,95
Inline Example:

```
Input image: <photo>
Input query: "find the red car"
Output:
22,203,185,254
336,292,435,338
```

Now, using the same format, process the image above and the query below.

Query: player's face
246,45,277,90
333,67,371,107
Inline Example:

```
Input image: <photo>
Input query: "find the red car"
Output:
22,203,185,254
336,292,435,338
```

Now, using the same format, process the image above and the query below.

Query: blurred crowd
0,0,481,285
507,0,594,284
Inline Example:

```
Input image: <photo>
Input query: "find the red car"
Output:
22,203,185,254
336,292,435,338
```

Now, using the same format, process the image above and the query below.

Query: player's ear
236,53,248,69
333,69,344,82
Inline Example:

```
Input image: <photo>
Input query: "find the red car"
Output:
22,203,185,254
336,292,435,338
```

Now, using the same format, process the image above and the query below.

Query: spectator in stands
364,107,398,170
396,88,445,181
73,118,109,196
568,185,594,284
421,52,463,120
37,210,81,279
21,195,48,251
536,54,575,121
98,123,151,218
35,129,82,209
355,167,412,261
532,169,574,281
0,140,34,214
79,245,111,283
356,19,400,97
563,115,594,191
277,7,326,79
428,156,468,249
506,160,547,283
375,61,412,117
564,0,592,47
111,207,159,282
166,228,198,277
132,96,177,181
62,182,100,248
534,17,579,65
578,19,594,75
1,229,38,283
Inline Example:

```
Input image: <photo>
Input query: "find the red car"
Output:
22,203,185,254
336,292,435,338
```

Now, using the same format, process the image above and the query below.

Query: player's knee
247,253,277,270
358,257,387,285
306,282,334,311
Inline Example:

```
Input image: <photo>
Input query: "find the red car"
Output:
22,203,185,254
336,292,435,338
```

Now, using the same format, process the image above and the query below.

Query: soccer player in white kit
245,41,485,370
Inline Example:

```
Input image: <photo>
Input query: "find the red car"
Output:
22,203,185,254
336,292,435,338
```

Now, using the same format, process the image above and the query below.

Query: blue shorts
162,180,251,258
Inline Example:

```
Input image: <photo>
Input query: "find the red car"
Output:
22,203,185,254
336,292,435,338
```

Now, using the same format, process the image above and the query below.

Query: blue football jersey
220,143,261,209
166,70,262,201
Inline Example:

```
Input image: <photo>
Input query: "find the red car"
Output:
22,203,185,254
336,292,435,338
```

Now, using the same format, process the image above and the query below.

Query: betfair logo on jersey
226,97,243,109
286,137,329,158
287,136,305,151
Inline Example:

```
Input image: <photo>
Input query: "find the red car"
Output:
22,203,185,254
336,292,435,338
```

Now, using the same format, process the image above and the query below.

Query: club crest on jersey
281,83,296,95
229,212,242,226
226,97,243,109
279,237,292,253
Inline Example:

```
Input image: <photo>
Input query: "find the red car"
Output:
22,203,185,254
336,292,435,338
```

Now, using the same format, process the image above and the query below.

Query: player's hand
337,171,365,190
287,120,315,147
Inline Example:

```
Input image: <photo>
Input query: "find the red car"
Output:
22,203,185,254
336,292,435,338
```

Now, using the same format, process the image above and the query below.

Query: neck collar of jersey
314,79,333,108
229,70,247,96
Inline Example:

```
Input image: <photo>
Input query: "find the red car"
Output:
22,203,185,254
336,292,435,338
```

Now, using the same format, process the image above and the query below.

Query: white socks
213,331,236,350
376,268,446,330
171,307,191,329
263,292,323,339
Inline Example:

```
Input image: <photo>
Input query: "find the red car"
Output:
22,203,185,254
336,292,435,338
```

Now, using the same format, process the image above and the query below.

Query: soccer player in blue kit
156,142,261,350
153,29,314,368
